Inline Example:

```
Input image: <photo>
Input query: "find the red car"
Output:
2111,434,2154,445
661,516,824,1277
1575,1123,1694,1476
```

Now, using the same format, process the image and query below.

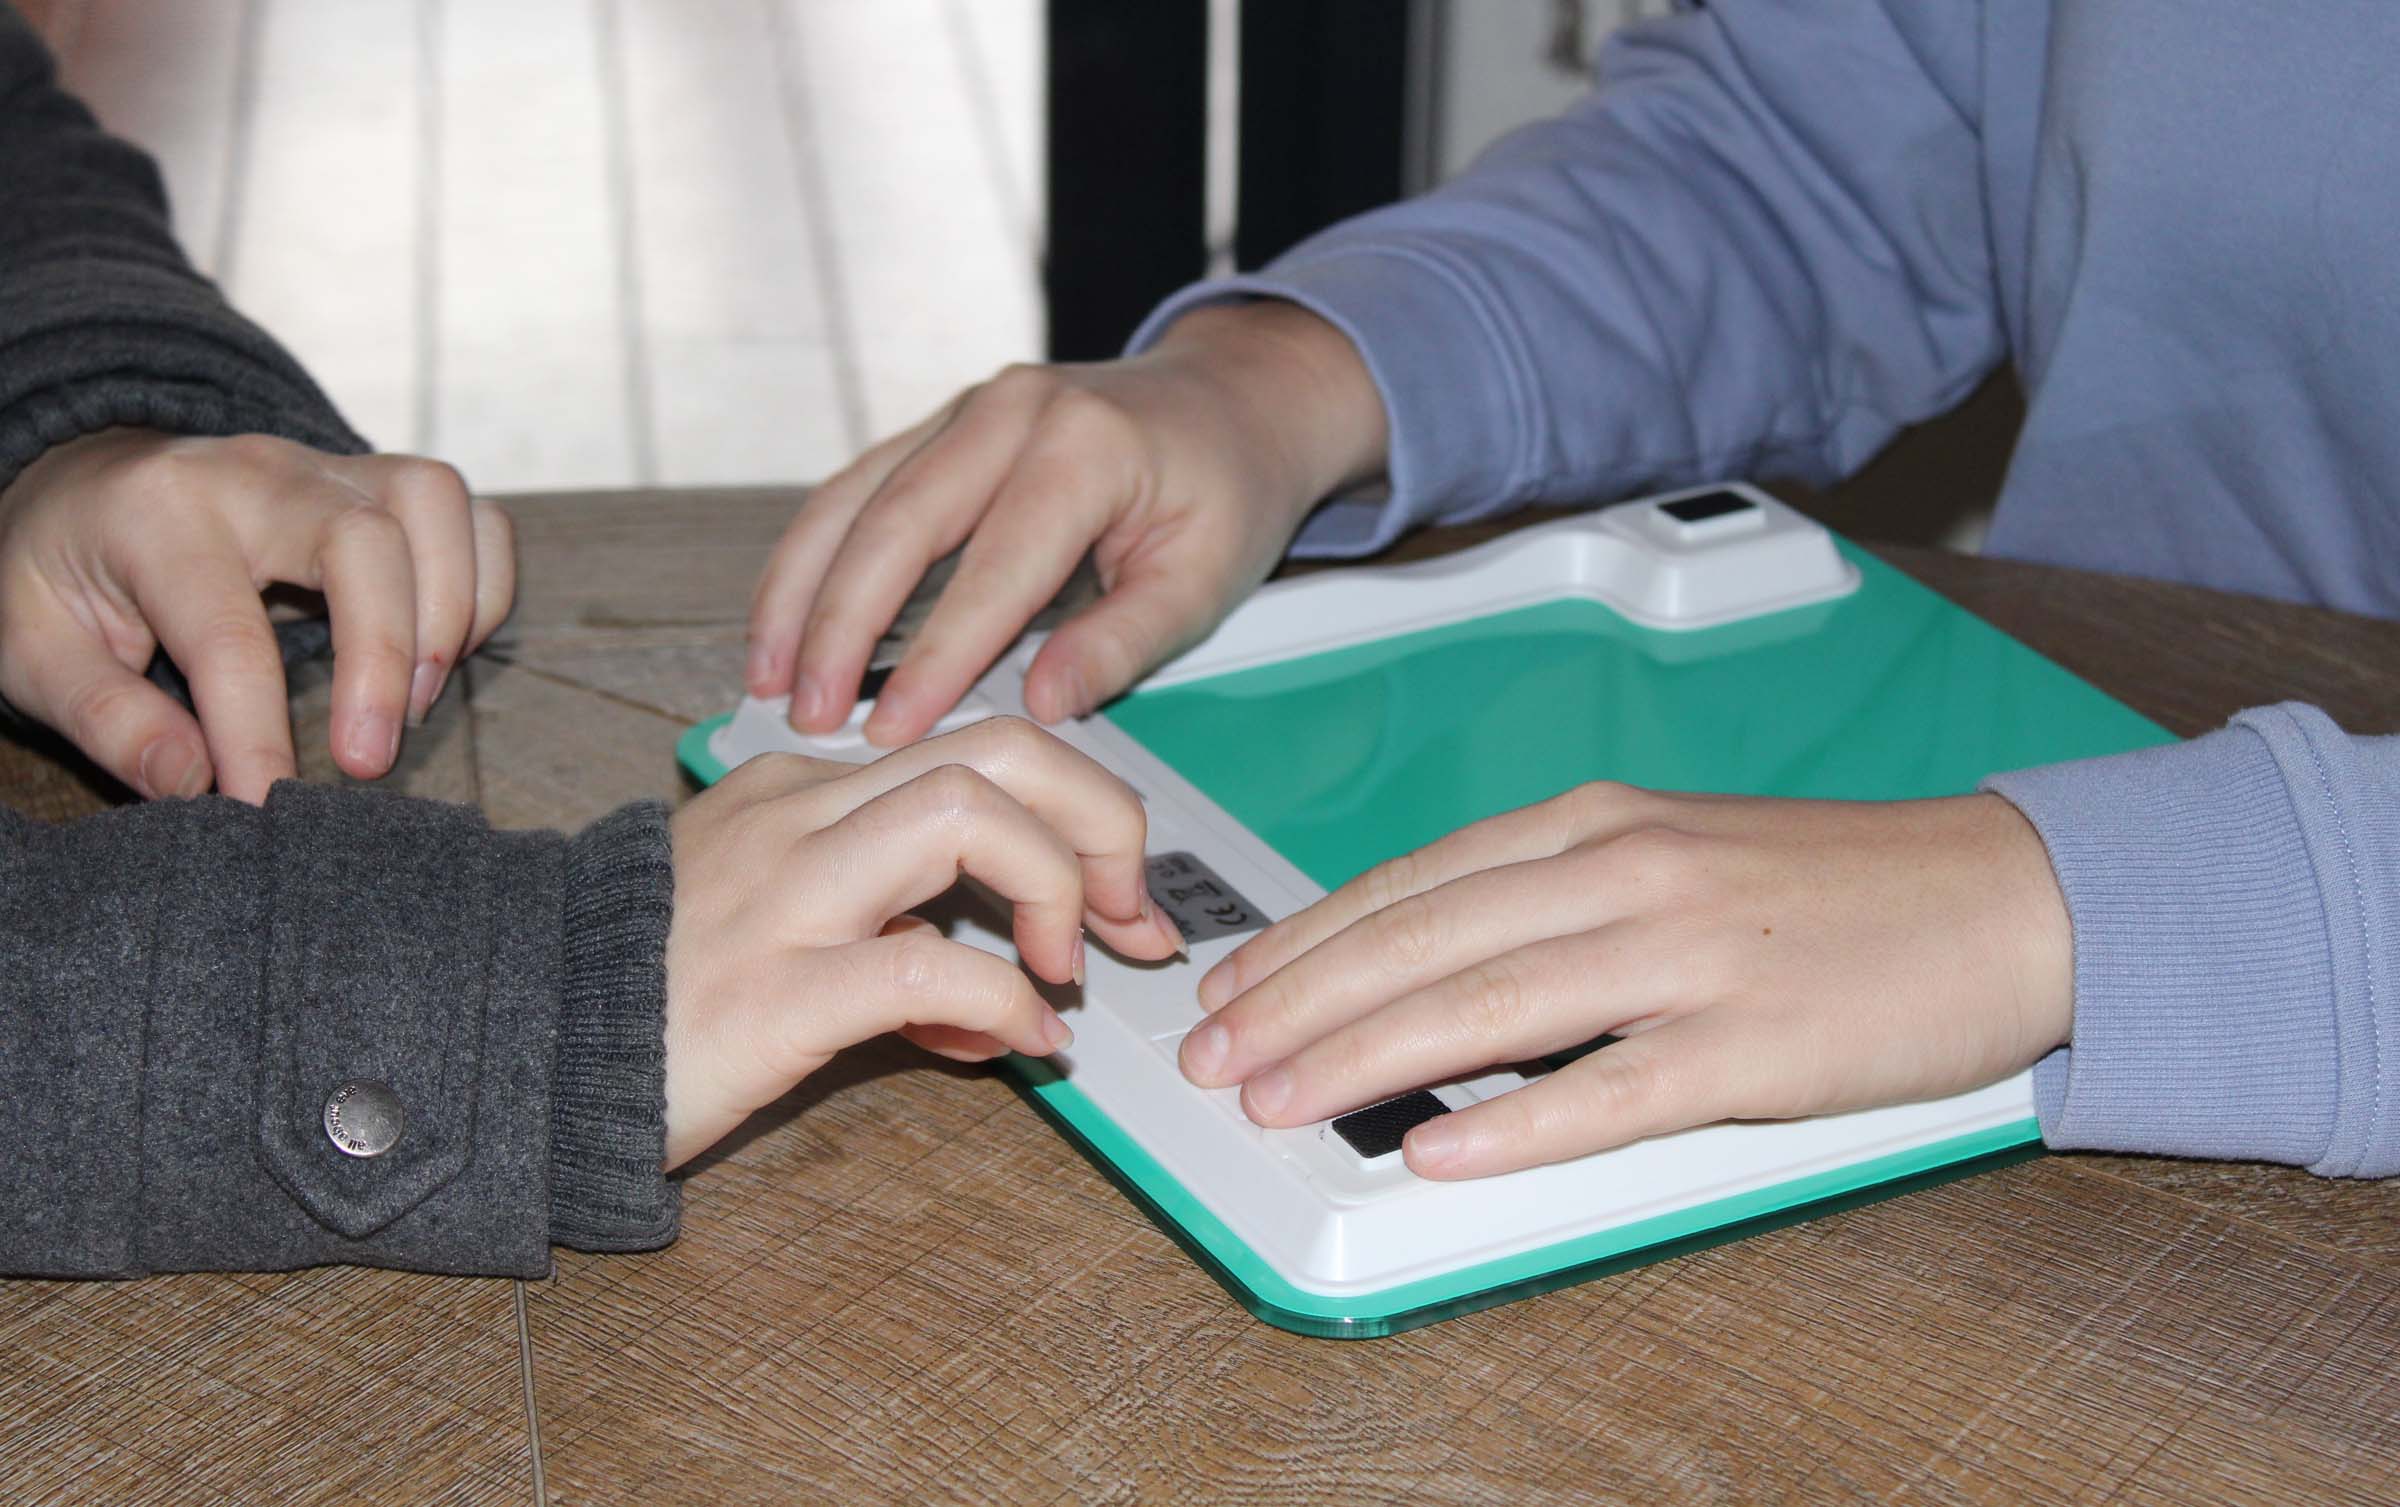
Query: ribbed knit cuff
1983,713,2346,1169
0,260,368,496
549,801,681,1252
1128,236,1538,559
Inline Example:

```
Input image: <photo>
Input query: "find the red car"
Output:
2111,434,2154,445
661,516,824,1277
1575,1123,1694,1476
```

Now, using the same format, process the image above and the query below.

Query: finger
790,379,1054,733
882,918,1014,1060
6,614,213,799
1231,927,1676,1128
747,406,950,700
795,716,1177,956
859,440,1118,744
129,541,296,804
899,1023,1015,1062
1181,859,1632,1091
814,929,1073,1059
309,504,420,778
464,497,516,653
1020,545,1229,725
810,763,1090,984
338,455,477,723
220,471,422,781
861,380,1161,742
1198,786,1639,1010
1402,1011,1765,1179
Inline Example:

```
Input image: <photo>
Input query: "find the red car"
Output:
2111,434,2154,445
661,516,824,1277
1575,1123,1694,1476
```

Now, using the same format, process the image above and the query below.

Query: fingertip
1402,1119,1471,1179
1025,659,1094,724
338,708,402,779
1196,958,1239,1012
745,633,789,699
137,737,211,801
860,690,919,748
1040,1006,1074,1053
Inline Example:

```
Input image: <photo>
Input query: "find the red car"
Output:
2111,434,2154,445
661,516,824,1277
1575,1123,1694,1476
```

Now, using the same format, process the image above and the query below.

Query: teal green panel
1105,544,2173,892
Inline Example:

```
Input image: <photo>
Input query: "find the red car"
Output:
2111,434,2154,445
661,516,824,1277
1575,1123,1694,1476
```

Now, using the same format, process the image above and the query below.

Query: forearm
1985,704,2400,1177
0,8,365,494
0,786,678,1278
1132,0,2005,558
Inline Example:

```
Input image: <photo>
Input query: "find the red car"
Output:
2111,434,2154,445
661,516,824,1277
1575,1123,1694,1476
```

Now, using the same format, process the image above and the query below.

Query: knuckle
388,456,472,507
323,502,408,553
970,712,1049,764
910,762,992,820
1605,825,1703,895
1039,386,1137,451
1560,779,1632,824
883,934,947,998
986,363,1058,402
209,433,291,473
191,610,278,671
1357,850,1423,915
1453,957,1532,1040
1378,892,1446,976
1588,1047,1673,1121
61,675,148,738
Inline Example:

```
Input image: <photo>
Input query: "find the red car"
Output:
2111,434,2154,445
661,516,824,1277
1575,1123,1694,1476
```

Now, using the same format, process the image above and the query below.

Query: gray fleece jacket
0,9,679,1276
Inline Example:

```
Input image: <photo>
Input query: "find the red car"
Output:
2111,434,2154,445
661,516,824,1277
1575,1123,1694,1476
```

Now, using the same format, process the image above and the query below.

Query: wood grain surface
3,488,2395,1506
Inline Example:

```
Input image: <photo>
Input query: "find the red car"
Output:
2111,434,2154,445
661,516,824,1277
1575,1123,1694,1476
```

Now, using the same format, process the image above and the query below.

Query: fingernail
1245,1067,1293,1121
348,710,400,774
1042,1008,1075,1052
745,640,777,692
1407,1120,1463,1171
1142,892,1188,957
1158,913,1189,959
792,673,825,728
863,690,909,746
407,661,441,726
1181,1021,1229,1083
141,741,206,800
1056,665,1092,722
1070,932,1087,989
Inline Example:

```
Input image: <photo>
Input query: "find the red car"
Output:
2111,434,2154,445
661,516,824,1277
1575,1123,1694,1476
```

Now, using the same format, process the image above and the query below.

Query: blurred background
16,0,2006,542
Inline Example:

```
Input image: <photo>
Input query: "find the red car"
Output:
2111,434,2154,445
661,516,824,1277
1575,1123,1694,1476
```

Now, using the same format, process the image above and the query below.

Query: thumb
9,625,214,799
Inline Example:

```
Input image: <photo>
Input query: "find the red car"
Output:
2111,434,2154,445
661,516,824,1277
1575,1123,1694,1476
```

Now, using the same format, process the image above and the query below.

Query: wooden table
4,488,2397,1506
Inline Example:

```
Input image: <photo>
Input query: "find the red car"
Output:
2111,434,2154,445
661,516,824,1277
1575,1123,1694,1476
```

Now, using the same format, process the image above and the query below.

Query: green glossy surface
1106,544,2171,892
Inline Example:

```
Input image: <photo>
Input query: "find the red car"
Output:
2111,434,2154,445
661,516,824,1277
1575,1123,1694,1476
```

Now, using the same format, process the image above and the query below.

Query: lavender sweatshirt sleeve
1983,707,2400,1178
1131,0,2003,557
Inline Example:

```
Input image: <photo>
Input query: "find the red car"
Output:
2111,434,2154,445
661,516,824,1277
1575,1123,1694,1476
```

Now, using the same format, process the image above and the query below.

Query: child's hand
659,715,1187,1170
0,429,514,802
1179,784,2075,1178
746,301,1388,747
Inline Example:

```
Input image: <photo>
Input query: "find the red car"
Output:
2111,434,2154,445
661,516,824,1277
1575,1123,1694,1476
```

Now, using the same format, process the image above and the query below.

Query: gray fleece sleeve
1985,704,2400,1177
0,8,366,495
0,783,679,1278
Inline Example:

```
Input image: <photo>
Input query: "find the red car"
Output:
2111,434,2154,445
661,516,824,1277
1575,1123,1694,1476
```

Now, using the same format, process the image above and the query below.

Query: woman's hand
660,715,1187,1170
745,300,1388,747
0,429,514,802
1179,783,2074,1179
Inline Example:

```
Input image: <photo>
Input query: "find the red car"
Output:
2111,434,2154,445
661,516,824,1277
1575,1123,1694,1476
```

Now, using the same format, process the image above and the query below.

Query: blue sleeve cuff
1984,704,2399,1177
1128,239,1541,559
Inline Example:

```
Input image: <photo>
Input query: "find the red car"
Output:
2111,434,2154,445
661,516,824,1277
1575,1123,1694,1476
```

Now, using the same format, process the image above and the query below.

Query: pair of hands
741,298,2079,1179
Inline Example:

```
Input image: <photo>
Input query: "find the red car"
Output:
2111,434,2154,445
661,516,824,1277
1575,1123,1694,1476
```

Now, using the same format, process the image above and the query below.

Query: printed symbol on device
1144,851,1271,944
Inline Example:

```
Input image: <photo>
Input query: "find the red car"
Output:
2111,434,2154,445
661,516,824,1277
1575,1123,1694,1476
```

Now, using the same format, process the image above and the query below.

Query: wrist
1971,792,2075,1059
1148,300,1390,508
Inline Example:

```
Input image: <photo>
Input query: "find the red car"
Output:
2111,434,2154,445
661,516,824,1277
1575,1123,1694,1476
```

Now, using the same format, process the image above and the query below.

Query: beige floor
30,0,1043,494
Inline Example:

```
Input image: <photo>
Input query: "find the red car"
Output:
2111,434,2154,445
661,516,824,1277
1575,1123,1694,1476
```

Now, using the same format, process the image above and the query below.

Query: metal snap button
323,1079,405,1158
